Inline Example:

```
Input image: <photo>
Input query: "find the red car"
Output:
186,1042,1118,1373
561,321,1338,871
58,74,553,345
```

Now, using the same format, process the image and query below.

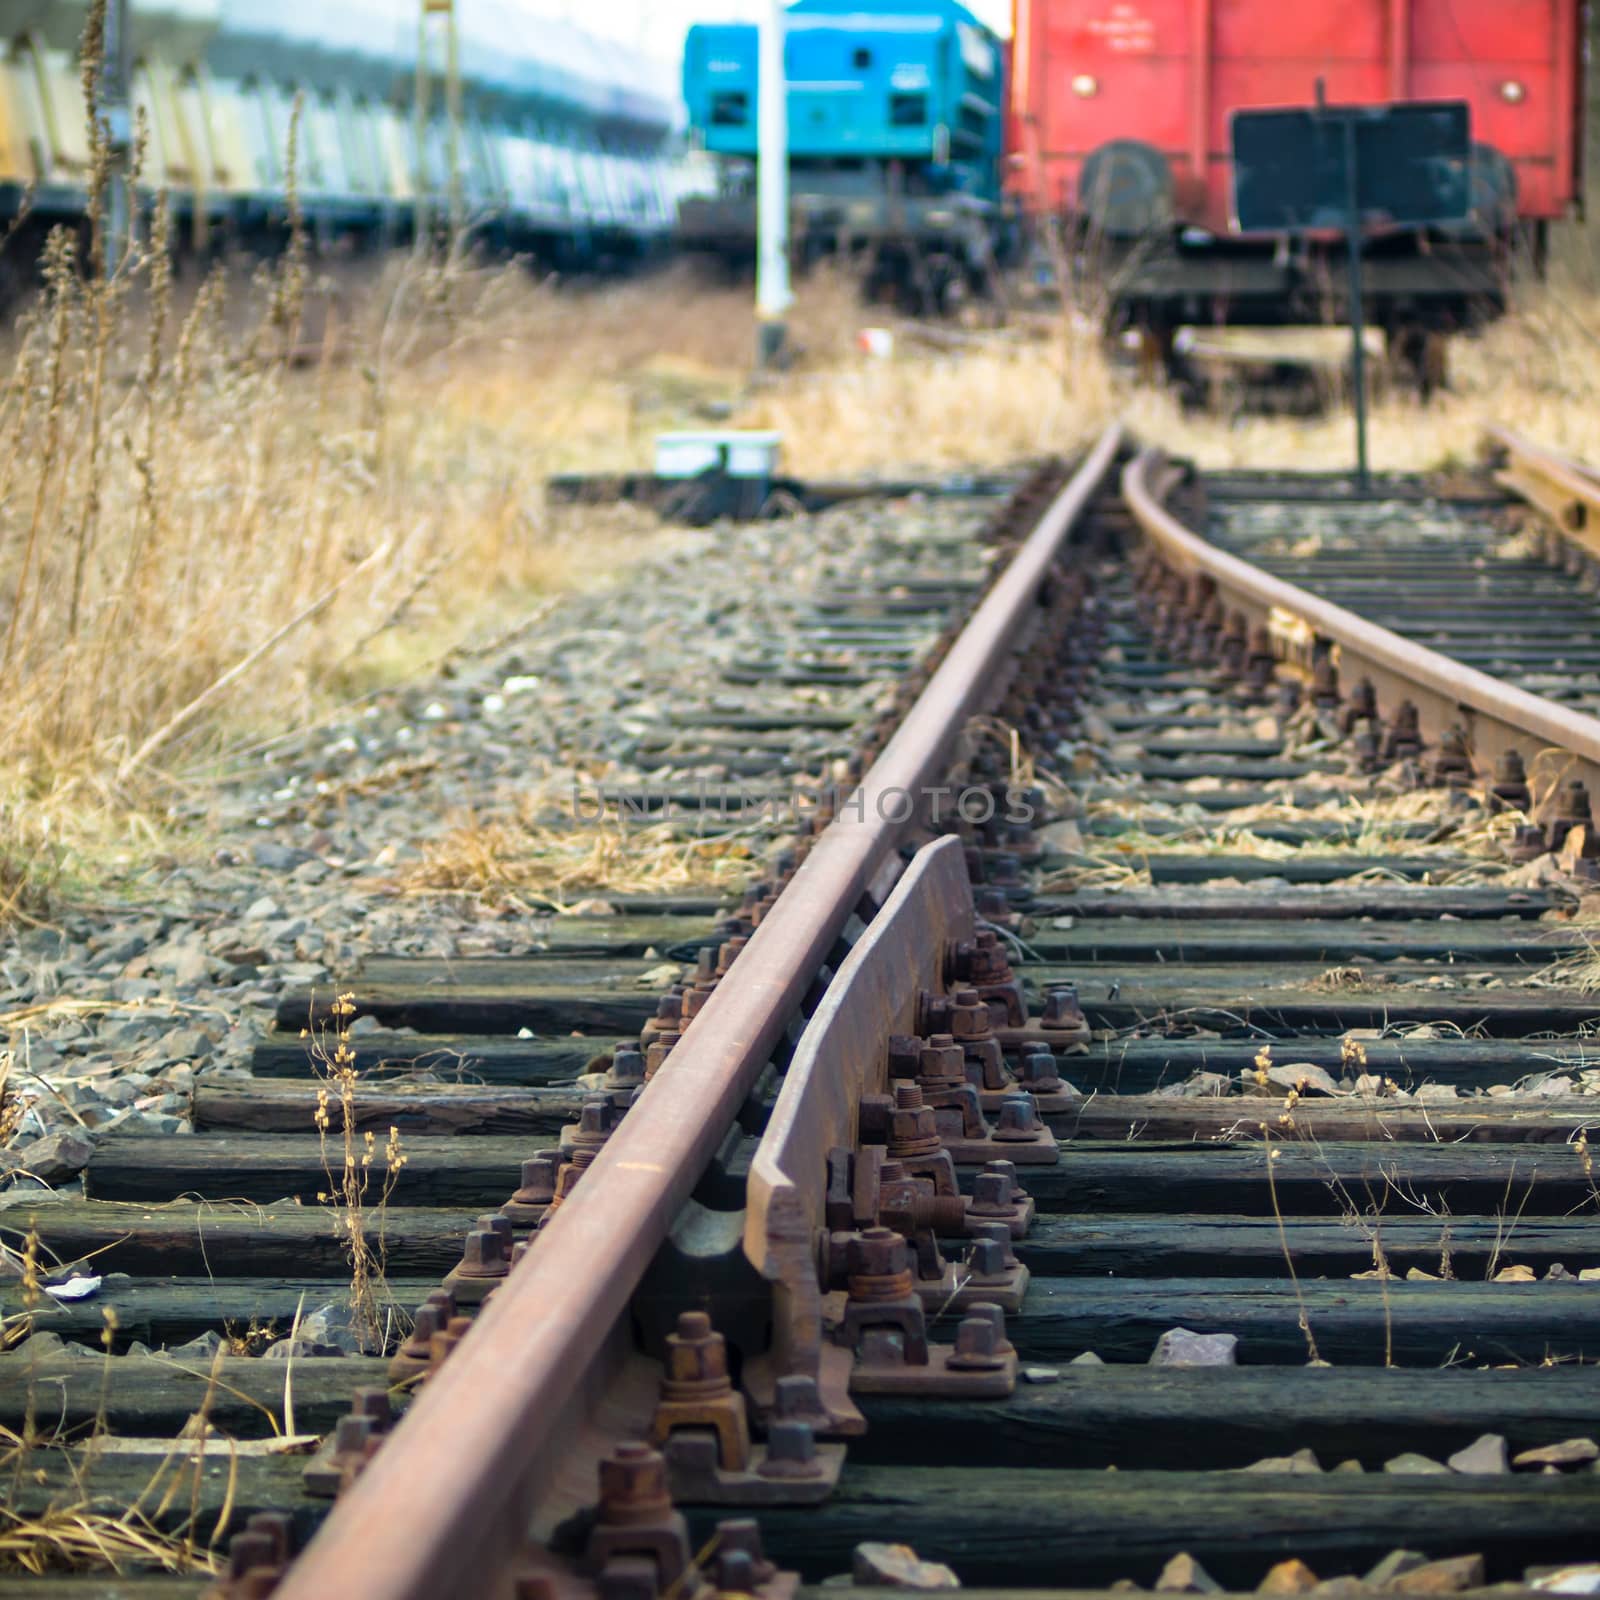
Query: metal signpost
756,0,791,368
1231,92,1471,491
100,0,133,276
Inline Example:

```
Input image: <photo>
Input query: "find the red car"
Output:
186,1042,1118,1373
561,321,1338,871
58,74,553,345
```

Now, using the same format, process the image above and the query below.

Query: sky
519,0,1013,64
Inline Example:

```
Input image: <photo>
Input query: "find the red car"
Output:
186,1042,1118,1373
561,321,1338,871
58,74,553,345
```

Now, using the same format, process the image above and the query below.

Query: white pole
756,0,790,366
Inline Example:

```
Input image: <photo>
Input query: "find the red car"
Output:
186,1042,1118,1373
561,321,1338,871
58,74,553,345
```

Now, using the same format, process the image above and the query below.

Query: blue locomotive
680,0,1008,311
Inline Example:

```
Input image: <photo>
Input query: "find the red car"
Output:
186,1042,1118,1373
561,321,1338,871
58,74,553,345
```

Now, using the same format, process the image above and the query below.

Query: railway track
5,426,1600,1600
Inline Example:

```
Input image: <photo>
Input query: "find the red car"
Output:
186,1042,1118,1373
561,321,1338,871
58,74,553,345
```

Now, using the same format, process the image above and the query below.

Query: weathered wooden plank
1023,918,1581,964
1064,1037,1597,1094
193,1081,588,1137
1010,1212,1600,1278
853,1365,1600,1471
249,1032,624,1085
1031,886,1568,922
85,1130,748,1212
2,1199,472,1279
1135,853,1472,883
1,1448,320,1547
694,1467,1600,1587
1082,817,1438,843
1007,1277,1599,1366
276,981,661,1035
3,1276,440,1350
0,1350,393,1435
522,916,728,958
1047,1094,1600,1145
9,1269,1591,1369
86,1134,535,1208
1129,759,1328,781
1047,972,1600,1036
1,1581,208,1599
966,1140,1600,1216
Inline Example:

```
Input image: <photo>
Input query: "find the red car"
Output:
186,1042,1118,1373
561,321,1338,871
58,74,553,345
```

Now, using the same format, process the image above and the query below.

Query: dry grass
308,994,407,1352
400,811,763,904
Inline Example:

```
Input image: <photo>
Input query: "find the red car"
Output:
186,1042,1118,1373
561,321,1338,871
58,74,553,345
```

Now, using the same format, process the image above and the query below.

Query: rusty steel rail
1122,446,1600,806
1486,424,1600,562
274,422,1125,1600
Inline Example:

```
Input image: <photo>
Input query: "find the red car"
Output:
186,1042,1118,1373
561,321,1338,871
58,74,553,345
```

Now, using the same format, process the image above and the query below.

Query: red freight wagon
1006,0,1584,356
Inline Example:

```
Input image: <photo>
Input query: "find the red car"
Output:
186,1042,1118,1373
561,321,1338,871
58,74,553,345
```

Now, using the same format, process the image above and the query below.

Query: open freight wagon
1005,0,1584,369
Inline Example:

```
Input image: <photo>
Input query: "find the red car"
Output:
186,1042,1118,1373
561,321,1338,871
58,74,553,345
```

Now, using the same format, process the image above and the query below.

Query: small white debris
1150,1327,1237,1367
1531,1566,1600,1594
44,1275,102,1302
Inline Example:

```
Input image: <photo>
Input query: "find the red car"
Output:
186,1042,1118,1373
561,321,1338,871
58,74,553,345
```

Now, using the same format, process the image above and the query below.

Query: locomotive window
853,47,872,68
711,91,748,126
890,93,927,127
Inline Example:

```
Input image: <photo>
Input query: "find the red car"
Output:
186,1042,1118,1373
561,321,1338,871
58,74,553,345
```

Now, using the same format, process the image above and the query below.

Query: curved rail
1486,424,1600,560
275,422,1125,1600
1122,447,1600,803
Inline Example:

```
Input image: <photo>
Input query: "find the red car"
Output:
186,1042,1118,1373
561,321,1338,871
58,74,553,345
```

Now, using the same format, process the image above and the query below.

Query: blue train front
681,0,1008,311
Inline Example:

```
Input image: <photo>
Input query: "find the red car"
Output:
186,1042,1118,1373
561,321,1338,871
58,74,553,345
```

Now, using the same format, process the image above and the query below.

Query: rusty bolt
572,1100,614,1152
645,1029,681,1078
1511,822,1549,862
1552,779,1595,826
1491,750,1532,813
1340,676,1378,735
506,1150,561,1209
970,1160,1020,1215
712,1520,777,1585
918,1033,966,1088
394,1300,448,1367
452,1226,509,1280
1430,725,1474,788
888,1081,943,1159
350,1387,391,1428
1310,652,1340,708
661,1311,732,1400
1016,1042,1063,1093
1040,984,1085,1029
332,1413,377,1457
969,1220,1019,1270
948,1303,1012,1371
949,987,992,1039
758,1417,824,1479
715,1550,757,1594
846,1225,915,1301
597,1441,675,1527
772,1373,825,1421
606,1048,647,1091
991,1094,1044,1142
965,1234,1011,1281
428,1315,473,1367
1382,700,1423,762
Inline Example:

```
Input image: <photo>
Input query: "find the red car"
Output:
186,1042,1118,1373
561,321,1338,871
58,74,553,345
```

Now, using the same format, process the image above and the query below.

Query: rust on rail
273,422,1125,1600
1122,445,1600,808
1486,424,1600,564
